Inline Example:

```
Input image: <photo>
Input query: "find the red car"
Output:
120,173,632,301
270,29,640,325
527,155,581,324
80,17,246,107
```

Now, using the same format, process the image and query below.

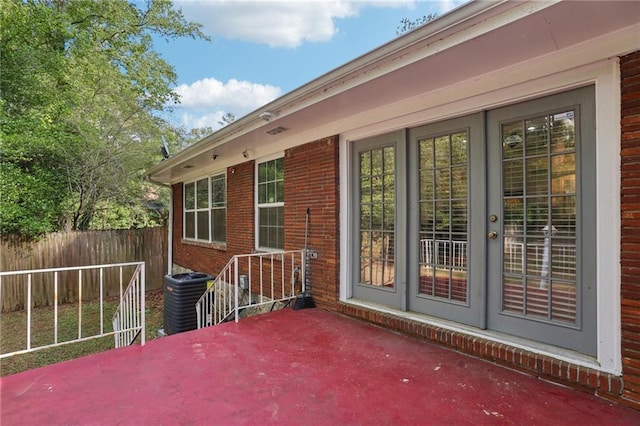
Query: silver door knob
487,231,498,239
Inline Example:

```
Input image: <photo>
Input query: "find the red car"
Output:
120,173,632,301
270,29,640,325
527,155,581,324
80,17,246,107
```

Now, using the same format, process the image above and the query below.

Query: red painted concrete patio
2,308,639,425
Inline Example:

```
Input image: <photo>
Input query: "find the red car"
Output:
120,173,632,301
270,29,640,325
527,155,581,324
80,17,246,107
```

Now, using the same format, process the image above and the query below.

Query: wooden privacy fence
0,227,167,312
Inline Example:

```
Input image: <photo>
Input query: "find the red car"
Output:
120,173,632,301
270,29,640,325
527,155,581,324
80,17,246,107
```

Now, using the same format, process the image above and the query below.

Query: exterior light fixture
258,111,276,122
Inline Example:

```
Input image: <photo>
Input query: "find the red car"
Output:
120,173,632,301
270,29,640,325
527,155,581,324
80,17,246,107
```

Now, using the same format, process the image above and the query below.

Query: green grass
0,290,164,376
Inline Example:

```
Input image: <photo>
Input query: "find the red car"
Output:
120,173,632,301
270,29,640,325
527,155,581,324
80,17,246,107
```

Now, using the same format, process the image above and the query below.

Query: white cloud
177,0,417,48
170,77,282,130
167,0,468,131
173,77,281,111
178,110,228,130
436,0,468,15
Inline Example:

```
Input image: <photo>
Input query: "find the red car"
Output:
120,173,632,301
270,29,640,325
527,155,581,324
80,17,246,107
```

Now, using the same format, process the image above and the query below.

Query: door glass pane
503,160,523,197
501,110,577,324
418,131,468,303
502,275,524,314
551,111,575,153
551,282,576,323
359,146,395,288
525,117,548,156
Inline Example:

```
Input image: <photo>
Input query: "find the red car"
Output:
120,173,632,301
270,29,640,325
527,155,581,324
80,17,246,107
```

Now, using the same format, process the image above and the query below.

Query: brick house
148,1,640,409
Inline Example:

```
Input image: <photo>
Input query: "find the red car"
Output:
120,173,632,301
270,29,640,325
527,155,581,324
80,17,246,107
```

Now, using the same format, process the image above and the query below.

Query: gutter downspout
151,179,174,276
167,188,173,275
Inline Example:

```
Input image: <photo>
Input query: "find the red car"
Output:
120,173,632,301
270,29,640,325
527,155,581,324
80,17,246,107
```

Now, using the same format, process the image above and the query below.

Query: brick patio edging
337,303,638,409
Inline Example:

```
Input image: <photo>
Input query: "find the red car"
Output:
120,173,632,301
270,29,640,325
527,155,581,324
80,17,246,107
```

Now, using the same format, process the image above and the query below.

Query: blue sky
155,1,467,131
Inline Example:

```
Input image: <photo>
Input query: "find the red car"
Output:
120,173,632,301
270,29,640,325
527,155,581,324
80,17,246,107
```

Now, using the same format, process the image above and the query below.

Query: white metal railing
0,262,145,359
503,241,576,276
419,238,576,275
420,239,467,271
196,250,306,329
112,263,146,348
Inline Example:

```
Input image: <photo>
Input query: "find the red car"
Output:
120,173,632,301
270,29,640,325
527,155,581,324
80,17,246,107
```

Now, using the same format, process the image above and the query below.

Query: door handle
487,231,498,240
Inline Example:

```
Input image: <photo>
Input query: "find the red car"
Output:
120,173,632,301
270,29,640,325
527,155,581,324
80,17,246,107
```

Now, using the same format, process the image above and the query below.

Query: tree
0,0,77,237
0,0,208,237
218,112,236,128
396,13,438,35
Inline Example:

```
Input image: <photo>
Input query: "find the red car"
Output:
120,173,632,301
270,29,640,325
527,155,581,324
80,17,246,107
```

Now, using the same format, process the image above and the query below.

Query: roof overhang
148,0,640,185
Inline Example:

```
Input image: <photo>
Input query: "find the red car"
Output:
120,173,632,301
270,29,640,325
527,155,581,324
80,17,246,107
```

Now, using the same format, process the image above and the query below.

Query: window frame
183,172,227,244
255,154,285,251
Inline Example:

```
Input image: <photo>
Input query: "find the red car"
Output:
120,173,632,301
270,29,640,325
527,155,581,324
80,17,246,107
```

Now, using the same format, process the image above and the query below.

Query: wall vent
265,126,289,135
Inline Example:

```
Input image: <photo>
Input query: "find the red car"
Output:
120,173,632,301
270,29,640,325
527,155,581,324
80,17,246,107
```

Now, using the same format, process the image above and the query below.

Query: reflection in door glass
418,132,468,302
501,110,577,324
359,147,395,287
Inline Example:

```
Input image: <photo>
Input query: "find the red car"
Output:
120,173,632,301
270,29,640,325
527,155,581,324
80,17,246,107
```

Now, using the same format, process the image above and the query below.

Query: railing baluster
248,257,252,306
289,253,294,296
27,274,32,351
78,270,82,340
234,257,239,323
260,256,264,304
54,272,59,344
140,264,145,346
99,268,104,335
270,255,275,302
281,253,285,299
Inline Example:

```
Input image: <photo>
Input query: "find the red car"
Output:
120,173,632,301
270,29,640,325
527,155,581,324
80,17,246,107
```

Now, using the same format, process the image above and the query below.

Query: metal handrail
196,250,306,329
112,263,146,348
0,262,146,359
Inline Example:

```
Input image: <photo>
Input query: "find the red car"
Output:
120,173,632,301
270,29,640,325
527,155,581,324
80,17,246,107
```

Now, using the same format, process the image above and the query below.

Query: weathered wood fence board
1,227,167,312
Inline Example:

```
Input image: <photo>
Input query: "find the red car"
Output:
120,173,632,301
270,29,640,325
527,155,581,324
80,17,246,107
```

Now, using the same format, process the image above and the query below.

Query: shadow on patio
1,308,638,425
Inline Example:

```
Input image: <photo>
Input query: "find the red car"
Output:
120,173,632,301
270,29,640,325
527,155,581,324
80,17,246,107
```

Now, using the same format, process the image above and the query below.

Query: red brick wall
284,136,340,310
226,161,256,255
171,137,341,311
621,50,640,407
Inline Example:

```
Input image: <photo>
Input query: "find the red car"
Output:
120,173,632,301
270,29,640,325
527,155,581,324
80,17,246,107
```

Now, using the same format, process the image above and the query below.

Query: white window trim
340,59,621,374
255,153,285,252
183,172,227,244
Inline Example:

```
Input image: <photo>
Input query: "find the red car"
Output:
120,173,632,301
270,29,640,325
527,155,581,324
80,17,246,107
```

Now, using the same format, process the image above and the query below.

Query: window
183,173,226,243
257,157,284,250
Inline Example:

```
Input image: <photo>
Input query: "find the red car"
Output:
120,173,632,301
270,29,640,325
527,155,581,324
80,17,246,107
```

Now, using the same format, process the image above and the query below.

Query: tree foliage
396,13,438,35
218,112,236,128
0,0,207,238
